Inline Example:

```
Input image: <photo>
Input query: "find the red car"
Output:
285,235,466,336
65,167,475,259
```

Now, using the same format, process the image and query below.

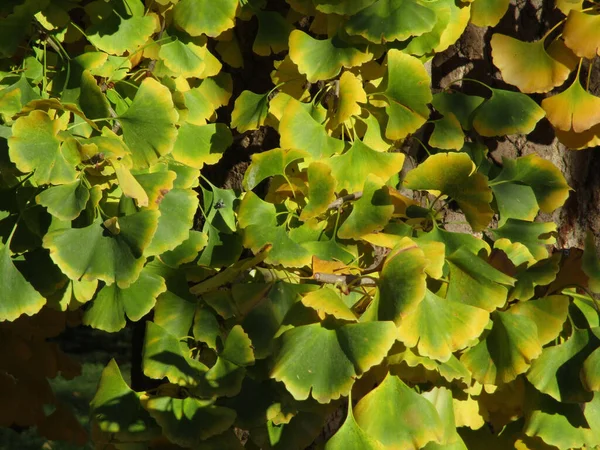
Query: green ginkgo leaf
36,180,90,221
300,162,337,221
159,231,208,268
377,237,427,324
563,10,600,59
326,399,384,450
353,373,444,450
159,36,208,78
118,78,178,169
398,289,489,362
527,329,599,403
271,321,397,403
80,69,111,121
0,75,40,119
461,310,542,384
381,50,432,139
404,1,451,56
112,158,150,208
85,0,155,55
491,182,539,226
83,269,166,333
144,396,236,445
491,35,577,94
44,212,159,288
231,90,269,133
582,346,600,392
326,140,404,193
182,73,233,125
0,241,46,322
238,192,312,267
145,189,199,257
345,0,437,43
143,321,208,386
173,0,237,37
404,152,493,231
491,219,556,263
446,248,515,311
134,170,177,210
490,153,570,213
8,110,79,185
432,92,484,131
541,77,600,132
508,295,569,345
470,0,510,27
472,87,546,137
172,123,232,169
313,0,377,14
338,174,394,239
509,254,560,301
289,30,372,83
429,113,465,150
90,360,159,437
254,11,292,56
301,286,357,321
419,227,490,256
279,100,345,160
243,148,308,191
583,231,600,293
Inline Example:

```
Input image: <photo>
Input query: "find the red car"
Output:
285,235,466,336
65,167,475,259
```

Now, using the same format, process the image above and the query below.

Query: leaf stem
327,191,363,210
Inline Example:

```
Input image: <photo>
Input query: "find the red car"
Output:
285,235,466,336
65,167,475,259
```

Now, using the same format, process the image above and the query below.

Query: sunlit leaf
172,123,232,169
345,0,437,43
491,35,577,93
419,226,490,256
271,321,397,403
243,148,308,191
118,78,178,169
301,287,356,321
231,90,269,133
325,399,384,450
271,56,310,100
111,158,149,207
134,170,177,210
398,289,489,362
563,10,600,58
541,77,600,132
461,310,542,384
300,162,336,220
470,0,510,27
404,152,493,231
472,88,546,137
159,36,209,78
491,219,556,262
353,373,444,450
289,30,372,83
404,1,451,56
582,346,600,392
36,180,89,221
313,0,377,14
429,113,464,150
160,231,208,268
432,92,484,131
491,182,539,226
509,253,560,301
173,0,237,37
421,387,468,449
329,71,367,129
508,295,569,345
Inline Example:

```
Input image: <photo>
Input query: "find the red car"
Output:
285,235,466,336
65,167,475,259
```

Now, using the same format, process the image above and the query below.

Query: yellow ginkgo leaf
541,77,600,132
491,34,577,93
328,71,367,129
555,0,582,15
554,123,600,150
563,10,600,59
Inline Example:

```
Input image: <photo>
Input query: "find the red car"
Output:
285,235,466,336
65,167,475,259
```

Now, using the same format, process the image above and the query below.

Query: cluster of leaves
0,0,599,449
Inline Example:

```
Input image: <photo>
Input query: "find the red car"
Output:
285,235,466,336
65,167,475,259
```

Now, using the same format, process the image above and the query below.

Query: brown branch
313,272,377,287
327,191,363,210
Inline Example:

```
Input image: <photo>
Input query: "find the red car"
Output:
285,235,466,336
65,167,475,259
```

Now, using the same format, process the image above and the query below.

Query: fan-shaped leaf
300,162,336,220
231,90,269,133
254,11,292,56
172,123,232,169
325,400,384,450
313,0,377,14
563,10,600,58
159,37,208,78
582,347,600,392
243,148,308,191
491,182,539,226
541,77,600,132
508,295,569,345
160,231,208,268
491,219,556,262
429,113,464,150
470,0,510,27
36,180,89,221
301,287,356,321
173,0,237,37
432,92,484,131
271,321,397,403
329,71,367,129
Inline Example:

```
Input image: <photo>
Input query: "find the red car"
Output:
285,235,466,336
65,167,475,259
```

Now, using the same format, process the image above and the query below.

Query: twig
313,272,377,287
327,191,363,210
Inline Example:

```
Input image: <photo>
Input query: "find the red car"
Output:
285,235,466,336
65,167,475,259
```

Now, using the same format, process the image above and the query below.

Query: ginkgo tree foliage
0,0,599,449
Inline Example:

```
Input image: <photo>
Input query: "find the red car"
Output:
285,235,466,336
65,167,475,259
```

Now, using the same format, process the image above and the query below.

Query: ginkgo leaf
83,270,166,332
329,71,367,129
145,189,199,256
0,241,46,322
338,174,394,239
160,231,208,268
491,35,577,93
420,226,490,256
243,148,308,191
231,90,269,133
421,387,468,449
556,0,583,15
563,10,600,59
491,182,539,226
36,180,89,221
446,248,515,311
461,310,542,384
279,100,345,160
313,0,377,14
541,77,600,132
527,329,598,403
301,287,356,321
271,56,310,100
85,0,155,55
8,110,79,185
432,92,484,131
381,50,432,139
376,237,427,324
300,162,336,220
470,0,510,27
353,373,444,450
582,347,600,392
0,75,40,120
44,212,159,288
345,0,437,43
404,1,451,56
271,321,397,403
490,153,571,213
404,152,493,231
159,36,208,78
134,170,177,210
289,30,372,83
172,123,232,169
118,78,178,169
491,219,556,262
253,11,292,56
325,399,384,450
326,139,404,193
509,254,560,301
183,73,233,125
398,289,489,362
472,88,546,137
507,295,569,345
435,0,471,53
111,158,149,207
238,192,312,267
429,113,464,150
173,0,237,37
